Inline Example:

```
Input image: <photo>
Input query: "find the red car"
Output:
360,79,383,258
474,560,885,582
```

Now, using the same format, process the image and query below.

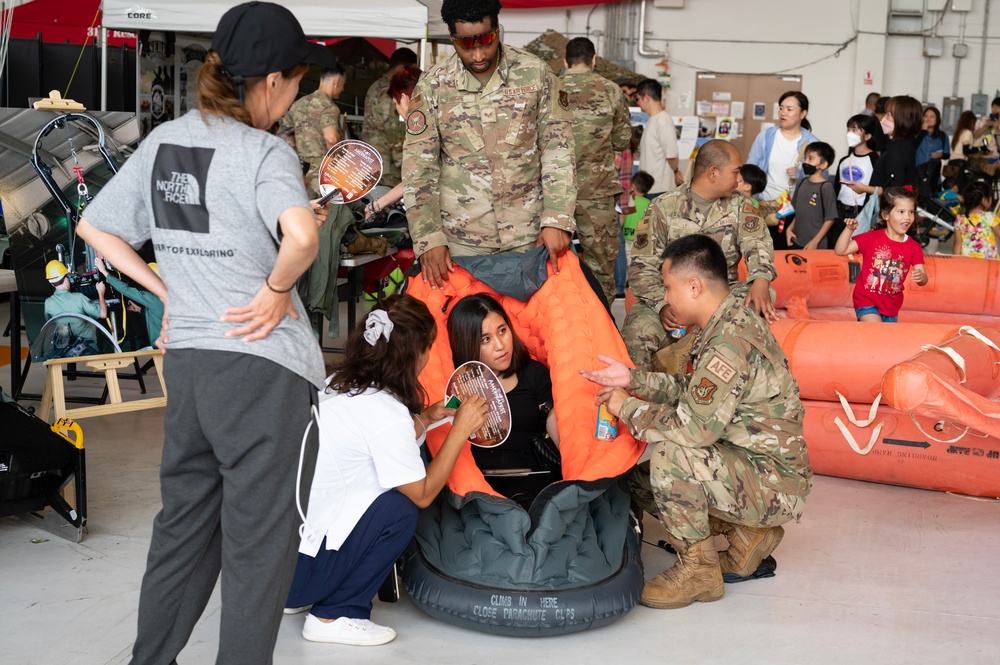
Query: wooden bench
38,349,166,422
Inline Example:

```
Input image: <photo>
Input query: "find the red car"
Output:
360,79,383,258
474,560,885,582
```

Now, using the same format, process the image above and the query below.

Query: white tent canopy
100,0,428,40
98,0,429,110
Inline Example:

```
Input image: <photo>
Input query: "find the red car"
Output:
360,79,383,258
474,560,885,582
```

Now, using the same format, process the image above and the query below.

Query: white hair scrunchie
363,309,394,346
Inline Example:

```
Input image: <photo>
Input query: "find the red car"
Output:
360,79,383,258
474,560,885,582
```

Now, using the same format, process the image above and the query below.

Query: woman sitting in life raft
447,294,562,506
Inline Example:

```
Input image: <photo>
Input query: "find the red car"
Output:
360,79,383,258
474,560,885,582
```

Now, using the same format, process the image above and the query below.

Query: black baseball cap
211,2,337,78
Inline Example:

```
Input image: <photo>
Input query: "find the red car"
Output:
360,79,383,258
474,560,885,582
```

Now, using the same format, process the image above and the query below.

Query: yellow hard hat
148,262,161,277
45,260,69,283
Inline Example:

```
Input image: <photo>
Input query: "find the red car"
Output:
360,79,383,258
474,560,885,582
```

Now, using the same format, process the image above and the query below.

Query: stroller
915,158,956,248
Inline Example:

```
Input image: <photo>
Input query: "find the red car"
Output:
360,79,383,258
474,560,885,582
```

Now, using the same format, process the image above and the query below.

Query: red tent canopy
4,0,136,47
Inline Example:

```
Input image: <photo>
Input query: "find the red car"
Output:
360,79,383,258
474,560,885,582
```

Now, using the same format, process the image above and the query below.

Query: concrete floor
3,257,999,665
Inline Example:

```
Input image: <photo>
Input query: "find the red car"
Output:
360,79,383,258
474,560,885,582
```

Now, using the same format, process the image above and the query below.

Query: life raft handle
959,325,1000,357
908,414,971,444
920,344,968,384
917,326,1000,386
833,390,883,455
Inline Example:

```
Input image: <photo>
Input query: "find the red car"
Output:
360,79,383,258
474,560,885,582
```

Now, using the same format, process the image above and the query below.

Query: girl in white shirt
285,294,487,646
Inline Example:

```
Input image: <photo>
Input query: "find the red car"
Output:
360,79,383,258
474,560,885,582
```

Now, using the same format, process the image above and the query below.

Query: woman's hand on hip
221,284,298,342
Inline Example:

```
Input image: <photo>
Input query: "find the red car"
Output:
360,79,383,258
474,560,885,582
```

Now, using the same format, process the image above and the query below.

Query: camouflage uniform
402,45,577,258
561,67,632,303
278,89,342,193
623,292,812,547
363,73,405,188
623,187,775,369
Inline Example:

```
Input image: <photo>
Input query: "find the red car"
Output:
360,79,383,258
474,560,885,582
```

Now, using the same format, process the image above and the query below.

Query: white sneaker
283,604,313,615
302,615,397,646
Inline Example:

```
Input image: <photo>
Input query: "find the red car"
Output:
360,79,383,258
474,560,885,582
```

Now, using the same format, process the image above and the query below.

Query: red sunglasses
450,29,499,50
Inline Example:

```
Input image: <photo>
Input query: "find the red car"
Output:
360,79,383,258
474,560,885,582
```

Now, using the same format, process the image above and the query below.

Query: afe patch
742,215,760,233
559,89,570,110
705,353,737,383
742,201,759,214
406,110,427,135
634,232,649,250
691,377,718,405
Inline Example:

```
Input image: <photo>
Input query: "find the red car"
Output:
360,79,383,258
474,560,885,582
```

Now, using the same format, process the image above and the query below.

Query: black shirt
870,137,919,190
472,359,553,470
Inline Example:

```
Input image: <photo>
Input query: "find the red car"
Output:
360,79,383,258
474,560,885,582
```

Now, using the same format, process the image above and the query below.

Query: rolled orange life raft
803,399,1000,498
882,327,1000,440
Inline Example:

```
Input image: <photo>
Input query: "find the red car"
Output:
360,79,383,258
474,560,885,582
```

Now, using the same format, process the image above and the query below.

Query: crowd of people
69,0,1000,662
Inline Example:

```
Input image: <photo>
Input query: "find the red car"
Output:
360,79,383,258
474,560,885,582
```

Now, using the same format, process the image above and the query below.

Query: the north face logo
152,144,214,233
156,172,201,205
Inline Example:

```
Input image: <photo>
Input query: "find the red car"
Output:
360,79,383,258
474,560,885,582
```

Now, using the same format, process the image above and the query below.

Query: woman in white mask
845,95,923,197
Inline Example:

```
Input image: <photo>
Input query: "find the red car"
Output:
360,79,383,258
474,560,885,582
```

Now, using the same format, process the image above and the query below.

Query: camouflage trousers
621,302,666,371
574,197,620,304
304,156,323,197
627,441,807,547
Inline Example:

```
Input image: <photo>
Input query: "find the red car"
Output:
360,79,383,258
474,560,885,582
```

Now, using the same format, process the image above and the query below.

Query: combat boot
343,229,388,256
710,516,784,578
640,537,724,609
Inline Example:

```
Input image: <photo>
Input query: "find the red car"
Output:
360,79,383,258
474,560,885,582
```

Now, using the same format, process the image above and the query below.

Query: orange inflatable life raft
770,319,960,403
803,398,1000,498
737,251,999,497
760,251,1000,316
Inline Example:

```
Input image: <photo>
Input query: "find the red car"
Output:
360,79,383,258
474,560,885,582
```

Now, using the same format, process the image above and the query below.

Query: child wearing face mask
786,142,837,250
830,114,879,247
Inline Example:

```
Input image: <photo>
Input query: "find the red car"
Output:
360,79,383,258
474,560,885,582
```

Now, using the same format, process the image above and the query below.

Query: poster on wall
714,118,736,140
138,33,210,136
0,111,151,357
139,31,174,136
752,102,766,120
672,116,700,160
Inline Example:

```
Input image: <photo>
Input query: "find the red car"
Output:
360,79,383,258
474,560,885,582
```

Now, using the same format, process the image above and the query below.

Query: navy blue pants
614,222,627,295
286,490,417,620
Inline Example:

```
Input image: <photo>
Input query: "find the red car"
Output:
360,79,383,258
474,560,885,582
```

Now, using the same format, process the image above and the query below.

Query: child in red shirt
835,186,928,322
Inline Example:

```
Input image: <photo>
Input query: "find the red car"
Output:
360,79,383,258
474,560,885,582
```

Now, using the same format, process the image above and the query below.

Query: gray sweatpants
130,350,317,665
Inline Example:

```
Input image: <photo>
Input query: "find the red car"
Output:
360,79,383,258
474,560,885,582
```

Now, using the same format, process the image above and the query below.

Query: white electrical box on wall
951,0,973,11
927,0,948,10
923,37,944,57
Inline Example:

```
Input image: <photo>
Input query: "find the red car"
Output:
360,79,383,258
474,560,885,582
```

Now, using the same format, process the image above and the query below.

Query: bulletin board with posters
694,73,802,158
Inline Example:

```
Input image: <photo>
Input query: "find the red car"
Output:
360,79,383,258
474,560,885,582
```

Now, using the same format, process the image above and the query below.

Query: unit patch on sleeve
742,215,760,233
559,90,570,110
406,110,427,135
691,377,718,405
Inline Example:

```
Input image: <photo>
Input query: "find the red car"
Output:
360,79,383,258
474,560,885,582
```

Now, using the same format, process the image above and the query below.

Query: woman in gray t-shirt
77,4,336,663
